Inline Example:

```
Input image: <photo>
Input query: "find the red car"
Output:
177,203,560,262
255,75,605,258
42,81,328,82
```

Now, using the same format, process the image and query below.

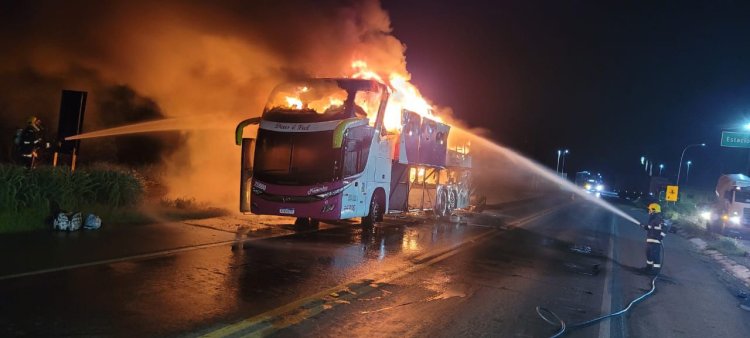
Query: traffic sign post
721,131,750,148
665,185,679,202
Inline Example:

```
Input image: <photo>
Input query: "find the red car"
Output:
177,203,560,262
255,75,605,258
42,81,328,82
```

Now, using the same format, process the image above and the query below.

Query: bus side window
343,138,359,177
343,125,375,177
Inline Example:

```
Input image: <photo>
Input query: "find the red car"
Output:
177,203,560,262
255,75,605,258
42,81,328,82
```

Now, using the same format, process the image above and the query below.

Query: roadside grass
0,164,144,233
674,218,748,257
0,164,230,233
678,220,706,238
0,208,50,233
706,236,747,257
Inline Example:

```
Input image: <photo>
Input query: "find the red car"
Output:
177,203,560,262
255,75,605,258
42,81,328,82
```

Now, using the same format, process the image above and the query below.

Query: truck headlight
730,216,741,224
596,184,604,191
584,184,592,190
700,211,712,220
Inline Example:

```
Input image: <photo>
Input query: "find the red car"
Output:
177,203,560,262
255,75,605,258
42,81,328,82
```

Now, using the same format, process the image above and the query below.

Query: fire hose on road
535,241,664,337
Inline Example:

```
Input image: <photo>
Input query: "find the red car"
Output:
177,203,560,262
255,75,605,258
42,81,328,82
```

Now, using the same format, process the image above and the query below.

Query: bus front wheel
294,217,319,229
362,192,384,227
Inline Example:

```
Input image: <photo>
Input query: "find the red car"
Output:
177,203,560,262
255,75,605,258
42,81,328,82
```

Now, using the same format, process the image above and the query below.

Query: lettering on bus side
308,186,328,195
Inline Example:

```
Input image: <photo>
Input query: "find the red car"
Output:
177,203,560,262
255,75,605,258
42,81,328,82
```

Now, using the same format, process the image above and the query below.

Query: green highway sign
721,131,750,148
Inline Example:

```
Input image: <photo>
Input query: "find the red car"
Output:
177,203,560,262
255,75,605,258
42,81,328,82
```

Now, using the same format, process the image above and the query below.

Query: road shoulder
620,209,750,337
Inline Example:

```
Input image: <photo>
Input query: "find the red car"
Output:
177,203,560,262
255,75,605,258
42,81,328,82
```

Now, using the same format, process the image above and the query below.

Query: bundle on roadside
52,212,102,231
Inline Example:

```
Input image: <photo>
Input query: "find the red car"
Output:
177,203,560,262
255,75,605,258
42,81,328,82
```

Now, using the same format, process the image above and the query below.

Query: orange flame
285,96,303,109
350,60,440,131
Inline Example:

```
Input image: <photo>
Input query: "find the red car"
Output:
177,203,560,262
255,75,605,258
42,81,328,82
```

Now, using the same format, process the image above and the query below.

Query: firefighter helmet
27,116,39,125
648,203,661,214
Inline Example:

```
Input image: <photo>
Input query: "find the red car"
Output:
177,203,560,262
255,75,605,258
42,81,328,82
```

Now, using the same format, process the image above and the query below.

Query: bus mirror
235,117,261,146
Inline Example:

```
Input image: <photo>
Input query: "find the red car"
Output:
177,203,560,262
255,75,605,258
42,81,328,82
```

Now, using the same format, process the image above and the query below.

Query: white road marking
598,215,616,338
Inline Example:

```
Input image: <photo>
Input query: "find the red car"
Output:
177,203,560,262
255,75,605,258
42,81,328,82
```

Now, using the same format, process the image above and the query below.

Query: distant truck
234,78,473,227
702,174,750,236
575,171,604,197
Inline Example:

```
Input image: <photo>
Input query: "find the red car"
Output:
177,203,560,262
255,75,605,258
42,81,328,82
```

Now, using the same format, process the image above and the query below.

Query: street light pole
686,161,692,183
556,150,561,173
561,149,569,177
659,164,664,176
676,143,705,185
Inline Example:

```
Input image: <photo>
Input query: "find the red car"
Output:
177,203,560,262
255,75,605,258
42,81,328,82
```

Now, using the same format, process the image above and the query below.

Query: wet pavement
1,196,749,337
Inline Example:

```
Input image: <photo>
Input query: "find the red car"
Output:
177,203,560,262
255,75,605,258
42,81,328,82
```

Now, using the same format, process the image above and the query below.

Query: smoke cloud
0,0,413,207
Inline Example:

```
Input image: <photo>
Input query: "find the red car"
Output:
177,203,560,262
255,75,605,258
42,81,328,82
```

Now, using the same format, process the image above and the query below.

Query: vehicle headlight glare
596,184,604,191
730,216,741,224
700,211,712,220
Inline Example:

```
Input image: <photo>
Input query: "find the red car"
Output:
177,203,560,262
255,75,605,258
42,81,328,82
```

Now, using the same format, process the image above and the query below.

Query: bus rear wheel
435,189,449,218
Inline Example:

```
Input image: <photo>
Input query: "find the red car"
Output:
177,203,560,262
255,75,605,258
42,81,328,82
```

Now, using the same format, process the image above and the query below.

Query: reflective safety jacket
18,125,44,157
642,212,666,244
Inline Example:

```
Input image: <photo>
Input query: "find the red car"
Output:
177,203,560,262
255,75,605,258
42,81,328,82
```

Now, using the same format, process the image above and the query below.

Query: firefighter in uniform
641,202,665,273
17,116,48,169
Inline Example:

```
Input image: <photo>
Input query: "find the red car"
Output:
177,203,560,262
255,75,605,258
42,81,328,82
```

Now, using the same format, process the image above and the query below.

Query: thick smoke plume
0,0,411,207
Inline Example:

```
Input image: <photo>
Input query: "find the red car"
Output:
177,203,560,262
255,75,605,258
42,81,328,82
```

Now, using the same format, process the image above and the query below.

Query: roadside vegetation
0,164,144,233
0,164,229,233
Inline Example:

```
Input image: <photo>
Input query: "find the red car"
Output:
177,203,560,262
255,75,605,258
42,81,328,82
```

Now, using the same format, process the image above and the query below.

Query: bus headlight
700,211,712,220
730,216,741,224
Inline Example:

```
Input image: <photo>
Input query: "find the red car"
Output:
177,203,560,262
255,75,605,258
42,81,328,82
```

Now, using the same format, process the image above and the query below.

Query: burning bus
235,78,472,227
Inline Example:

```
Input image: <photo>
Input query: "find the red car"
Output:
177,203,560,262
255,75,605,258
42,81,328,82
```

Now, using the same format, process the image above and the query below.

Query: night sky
383,0,750,191
2,1,750,193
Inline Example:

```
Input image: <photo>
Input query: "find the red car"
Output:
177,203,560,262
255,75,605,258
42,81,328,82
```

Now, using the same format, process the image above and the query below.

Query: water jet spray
451,126,641,226
65,116,232,141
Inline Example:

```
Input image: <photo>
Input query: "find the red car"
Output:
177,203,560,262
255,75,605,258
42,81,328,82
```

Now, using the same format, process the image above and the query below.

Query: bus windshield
253,129,340,186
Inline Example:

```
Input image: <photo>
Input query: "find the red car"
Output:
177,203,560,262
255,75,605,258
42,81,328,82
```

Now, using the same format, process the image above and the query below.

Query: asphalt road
1,196,748,337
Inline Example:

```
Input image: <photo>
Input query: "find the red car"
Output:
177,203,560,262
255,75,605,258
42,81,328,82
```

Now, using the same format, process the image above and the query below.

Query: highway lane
1,196,748,337
263,200,750,338
0,198,555,337
265,200,617,337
